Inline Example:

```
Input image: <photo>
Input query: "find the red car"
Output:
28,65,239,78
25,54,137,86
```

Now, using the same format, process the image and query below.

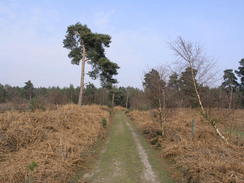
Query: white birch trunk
190,64,228,143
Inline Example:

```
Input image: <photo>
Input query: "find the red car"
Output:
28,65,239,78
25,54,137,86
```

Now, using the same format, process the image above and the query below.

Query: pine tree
235,58,244,88
63,23,119,105
23,80,34,100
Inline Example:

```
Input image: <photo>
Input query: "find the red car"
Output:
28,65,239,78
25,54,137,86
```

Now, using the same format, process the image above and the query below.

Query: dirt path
83,111,174,183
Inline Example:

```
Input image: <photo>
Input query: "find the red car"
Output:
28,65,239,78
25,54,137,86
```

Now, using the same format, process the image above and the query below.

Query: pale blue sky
0,0,243,88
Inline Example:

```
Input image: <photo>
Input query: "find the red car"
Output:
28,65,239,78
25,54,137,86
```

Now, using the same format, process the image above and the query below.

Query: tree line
143,58,244,110
0,55,243,111
0,81,146,110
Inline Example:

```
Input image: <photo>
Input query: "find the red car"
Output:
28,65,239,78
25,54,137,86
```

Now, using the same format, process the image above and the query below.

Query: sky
0,0,243,88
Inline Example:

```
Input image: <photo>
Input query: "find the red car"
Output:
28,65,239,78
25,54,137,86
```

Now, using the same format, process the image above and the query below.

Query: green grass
78,111,176,183
89,111,144,183
124,114,175,183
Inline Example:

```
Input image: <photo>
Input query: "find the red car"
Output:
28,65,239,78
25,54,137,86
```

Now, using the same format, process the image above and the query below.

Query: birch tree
170,37,228,143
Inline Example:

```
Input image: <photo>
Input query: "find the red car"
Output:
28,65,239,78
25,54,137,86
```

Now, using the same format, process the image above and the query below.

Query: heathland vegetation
0,23,243,183
0,56,243,111
0,105,110,183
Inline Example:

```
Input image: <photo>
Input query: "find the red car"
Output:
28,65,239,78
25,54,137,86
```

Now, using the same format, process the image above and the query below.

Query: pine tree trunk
29,92,32,101
112,93,115,107
228,87,233,109
126,91,129,109
78,42,86,106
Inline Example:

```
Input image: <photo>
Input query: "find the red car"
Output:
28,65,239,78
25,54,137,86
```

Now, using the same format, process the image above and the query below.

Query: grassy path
83,111,174,183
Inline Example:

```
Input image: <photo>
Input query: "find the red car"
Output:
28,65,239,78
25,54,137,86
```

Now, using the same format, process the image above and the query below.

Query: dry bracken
128,109,244,183
0,104,110,183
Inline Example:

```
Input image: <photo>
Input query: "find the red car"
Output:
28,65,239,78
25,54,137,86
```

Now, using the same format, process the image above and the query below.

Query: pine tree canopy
63,22,119,88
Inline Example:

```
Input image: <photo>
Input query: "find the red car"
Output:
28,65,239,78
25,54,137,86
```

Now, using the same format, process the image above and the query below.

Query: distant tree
95,88,109,105
4,85,23,103
168,72,180,90
125,87,130,109
108,87,126,107
143,68,169,136
221,69,239,109
47,87,68,105
125,87,148,110
235,59,244,107
179,67,198,107
0,84,7,103
168,72,183,107
108,86,129,108
222,69,239,89
115,87,127,107
63,22,119,105
34,87,48,97
143,69,166,108
84,83,97,104
24,80,34,100
64,84,76,103
235,58,244,88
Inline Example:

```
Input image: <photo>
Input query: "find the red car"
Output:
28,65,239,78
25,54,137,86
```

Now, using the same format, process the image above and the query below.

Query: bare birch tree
170,36,228,143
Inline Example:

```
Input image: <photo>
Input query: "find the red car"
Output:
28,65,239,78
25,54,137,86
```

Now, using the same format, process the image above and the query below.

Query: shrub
101,118,107,128
27,161,38,172
29,98,45,111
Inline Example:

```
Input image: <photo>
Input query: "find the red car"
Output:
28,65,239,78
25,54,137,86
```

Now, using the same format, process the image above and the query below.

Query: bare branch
170,36,228,143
